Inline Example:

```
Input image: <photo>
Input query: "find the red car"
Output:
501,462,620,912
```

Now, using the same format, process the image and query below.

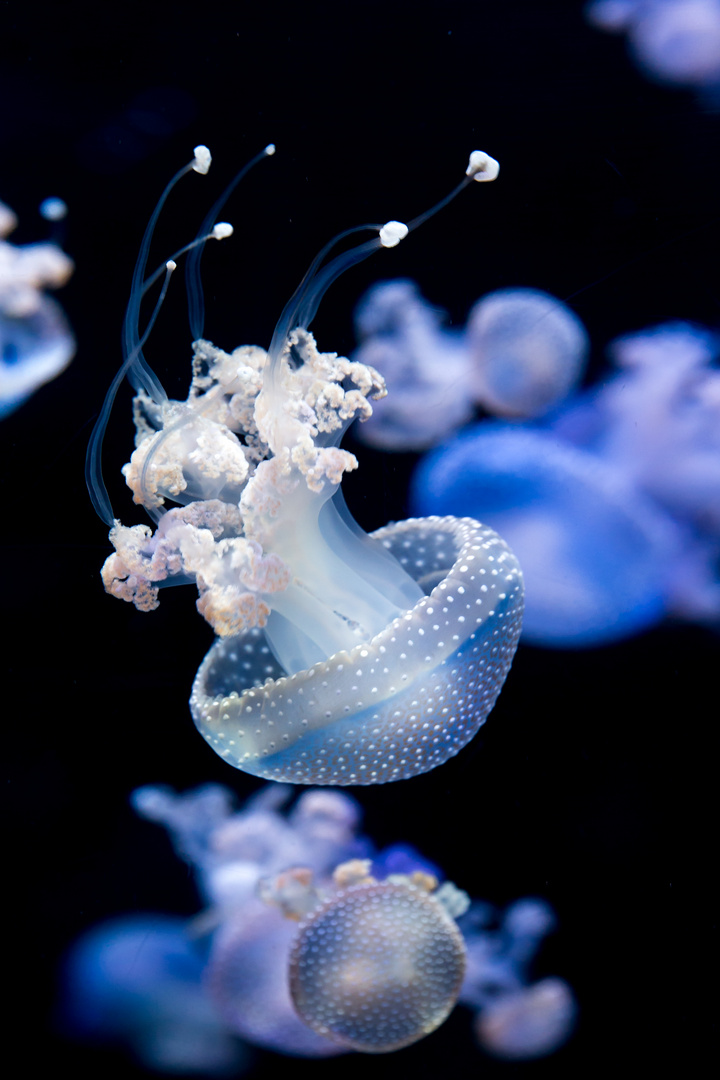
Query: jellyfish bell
287,874,468,1053
411,423,677,647
89,145,522,784
192,514,523,783
467,287,589,418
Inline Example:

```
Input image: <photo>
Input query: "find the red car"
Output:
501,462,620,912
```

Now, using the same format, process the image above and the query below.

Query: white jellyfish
88,145,523,784
0,198,75,417
287,875,467,1052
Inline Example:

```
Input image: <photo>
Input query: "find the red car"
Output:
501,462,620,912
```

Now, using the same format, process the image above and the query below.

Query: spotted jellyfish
87,145,524,784
62,783,576,1065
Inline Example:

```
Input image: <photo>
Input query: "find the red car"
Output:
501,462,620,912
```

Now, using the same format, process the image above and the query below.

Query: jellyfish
62,782,576,1067
411,321,720,646
0,198,75,417
586,0,720,103
352,282,588,450
352,279,477,449
466,287,589,419
88,145,524,783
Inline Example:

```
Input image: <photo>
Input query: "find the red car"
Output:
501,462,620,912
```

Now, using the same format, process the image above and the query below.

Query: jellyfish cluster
353,281,588,450
0,197,74,417
353,281,720,647
69,145,578,1073
585,0,720,103
63,783,576,1069
91,146,523,783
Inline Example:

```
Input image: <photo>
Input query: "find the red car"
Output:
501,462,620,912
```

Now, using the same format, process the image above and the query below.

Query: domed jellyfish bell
211,856,469,1054
411,423,680,647
466,287,589,418
89,146,524,782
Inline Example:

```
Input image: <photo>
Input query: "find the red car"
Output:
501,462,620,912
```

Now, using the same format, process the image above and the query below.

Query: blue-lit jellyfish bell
411,424,679,647
89,145,524,784
586,0,720,100
63,783,576,1065
352,282,589,450
466,287,589,418
0,197,75,417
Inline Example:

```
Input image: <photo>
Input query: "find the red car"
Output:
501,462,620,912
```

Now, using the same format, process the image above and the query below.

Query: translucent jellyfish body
63,783,576,1066
586,0,720,99
289,877,467,1052
0,199,75,417
192,514,523,783
466,288,589,418
412,321,720,646
352,282,588,450
93,146,523,782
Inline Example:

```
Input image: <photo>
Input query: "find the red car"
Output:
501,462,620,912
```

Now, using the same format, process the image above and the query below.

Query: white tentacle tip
466,150,500,182
192,145,212,174
212,222,234,239
264,143,276,156
379,220,409,248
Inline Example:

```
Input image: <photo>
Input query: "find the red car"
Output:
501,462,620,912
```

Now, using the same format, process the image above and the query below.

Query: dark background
1,2,716,1077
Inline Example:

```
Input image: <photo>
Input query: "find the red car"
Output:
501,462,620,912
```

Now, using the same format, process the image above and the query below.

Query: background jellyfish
3,4,716,1079
0,197,74,416
586,0,720,104
410,320,720,647
62,783,575,1068
352,282,588,450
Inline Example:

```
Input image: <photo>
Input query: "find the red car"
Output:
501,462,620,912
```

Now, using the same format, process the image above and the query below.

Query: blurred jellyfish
0,198,74,417
466,288,589,418
586,0,720,103
353,280,476,449
352,282,588,450
62,783,575,1068
412,321,720,646
89,145,523,784
63,915,245,1074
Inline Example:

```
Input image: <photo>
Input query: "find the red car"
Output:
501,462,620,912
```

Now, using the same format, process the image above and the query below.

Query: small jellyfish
288,875,467,1052
89,145,523,783
0,198,75,417
466,287,589,418
352,282,588,451
586,0,720,100
62,783,575,1066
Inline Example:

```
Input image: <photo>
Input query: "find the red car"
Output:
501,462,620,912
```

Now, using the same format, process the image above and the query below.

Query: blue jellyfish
0,198,75,417
62,783,576,1067
411,321,720,646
